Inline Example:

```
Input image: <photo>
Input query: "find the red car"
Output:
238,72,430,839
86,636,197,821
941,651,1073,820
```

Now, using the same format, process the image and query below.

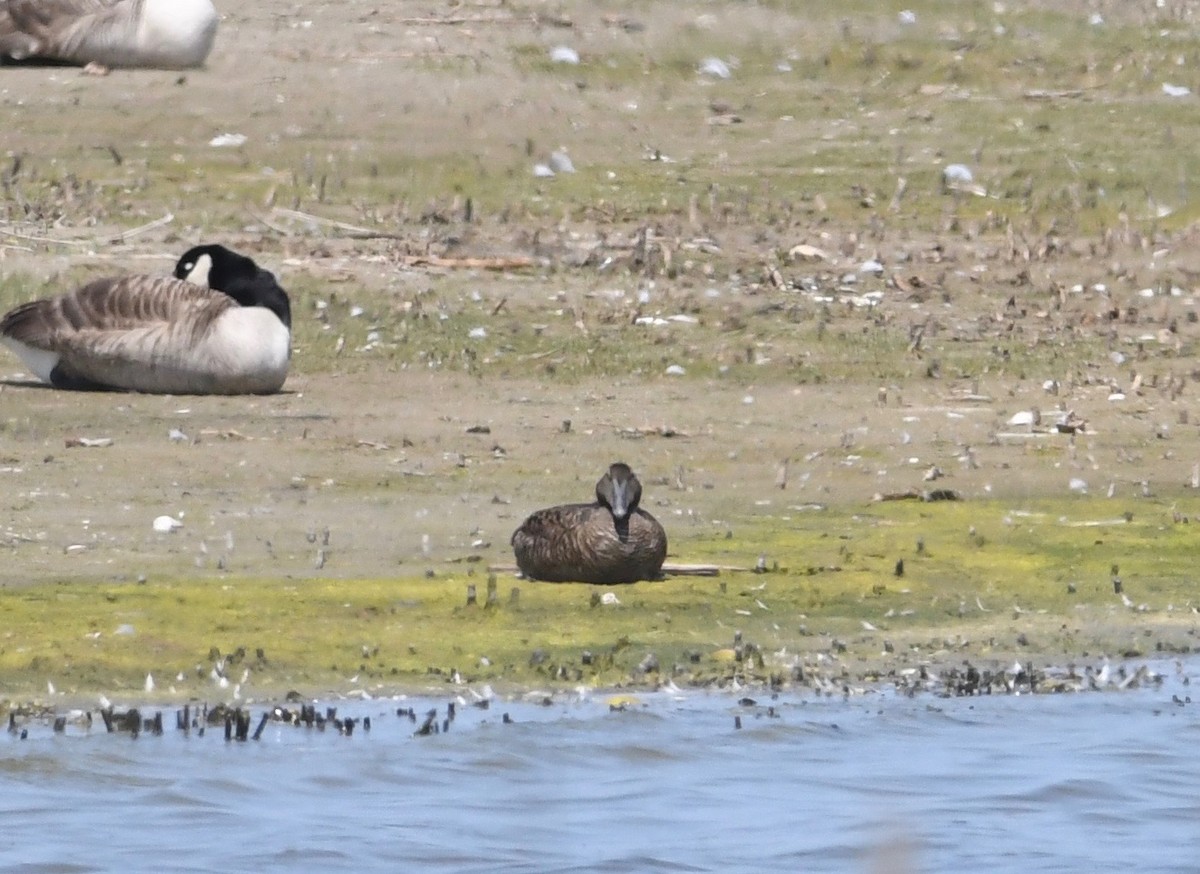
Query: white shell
153,515,183,533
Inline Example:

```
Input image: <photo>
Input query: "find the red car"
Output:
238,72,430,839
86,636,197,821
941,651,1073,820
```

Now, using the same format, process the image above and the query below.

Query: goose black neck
175,244,292,329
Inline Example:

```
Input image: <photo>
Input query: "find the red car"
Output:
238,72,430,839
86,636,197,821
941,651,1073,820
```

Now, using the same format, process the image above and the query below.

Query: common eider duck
0,0,218,69
0,243,291,394
511,462,668,584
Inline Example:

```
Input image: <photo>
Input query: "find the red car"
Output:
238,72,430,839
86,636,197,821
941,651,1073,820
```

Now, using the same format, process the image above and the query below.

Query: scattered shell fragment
549,45,579,64
209,133,248,147
548,150,575,174
1163,83,1191,98
665,364,686,376
943,163,974,185
153,515,183,533
65,436,113,448
789,243,831,262
600,592,620,605
698,57,731,79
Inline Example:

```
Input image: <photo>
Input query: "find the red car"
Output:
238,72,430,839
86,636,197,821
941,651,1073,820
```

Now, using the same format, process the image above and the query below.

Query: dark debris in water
890,660,1167,698
7,701,374,742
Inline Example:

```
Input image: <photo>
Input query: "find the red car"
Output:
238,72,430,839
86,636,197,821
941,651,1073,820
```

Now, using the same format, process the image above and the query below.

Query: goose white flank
0,0,218,69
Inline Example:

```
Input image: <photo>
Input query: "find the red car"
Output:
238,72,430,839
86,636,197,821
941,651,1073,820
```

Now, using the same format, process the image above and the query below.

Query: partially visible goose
0,244,291,394
0,0,218,69
511,462,668,584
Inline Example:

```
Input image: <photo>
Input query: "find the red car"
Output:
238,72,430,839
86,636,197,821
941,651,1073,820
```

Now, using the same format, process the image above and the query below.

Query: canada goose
0,244,291,394
0,0,218,69
511,462,668,584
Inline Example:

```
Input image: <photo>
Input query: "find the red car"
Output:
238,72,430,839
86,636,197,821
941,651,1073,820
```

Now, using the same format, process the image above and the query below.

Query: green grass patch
1,495,1197,702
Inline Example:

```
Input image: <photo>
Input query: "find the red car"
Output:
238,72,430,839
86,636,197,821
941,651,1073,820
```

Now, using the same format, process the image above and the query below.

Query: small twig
394,15,526,25
270,207,402,239
661,562,724,577
251,210,295,236
397,254,537,271
888,176,908,213
115,212,173,242
1024,89,1085,100
0,230,90,247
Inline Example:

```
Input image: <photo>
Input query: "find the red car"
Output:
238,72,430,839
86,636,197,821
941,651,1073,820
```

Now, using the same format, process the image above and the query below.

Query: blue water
0,663,1197,873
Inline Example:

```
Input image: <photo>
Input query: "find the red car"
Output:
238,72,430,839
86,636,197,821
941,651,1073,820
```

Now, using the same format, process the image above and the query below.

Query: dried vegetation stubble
2,0,1200,702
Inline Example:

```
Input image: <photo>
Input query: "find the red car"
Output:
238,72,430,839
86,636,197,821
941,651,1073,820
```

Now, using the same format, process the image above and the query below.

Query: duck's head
174,244,292,330
597,462,642,521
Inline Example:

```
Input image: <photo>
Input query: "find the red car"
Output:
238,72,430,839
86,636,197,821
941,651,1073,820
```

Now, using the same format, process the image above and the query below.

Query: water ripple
1,666,1199,872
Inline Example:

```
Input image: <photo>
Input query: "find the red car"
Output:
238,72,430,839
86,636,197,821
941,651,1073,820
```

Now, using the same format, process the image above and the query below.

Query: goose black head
174,244,292,329
596,462,642,521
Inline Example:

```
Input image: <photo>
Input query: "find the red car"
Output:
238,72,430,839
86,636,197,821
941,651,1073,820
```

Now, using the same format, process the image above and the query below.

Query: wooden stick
115,212,173,242
661,562,725,577
0,229,90,247
396,254,537,271
394,15,524,25
268,207,404,239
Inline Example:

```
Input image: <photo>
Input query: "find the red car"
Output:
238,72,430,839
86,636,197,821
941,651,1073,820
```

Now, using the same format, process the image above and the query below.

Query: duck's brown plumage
511,462,667,584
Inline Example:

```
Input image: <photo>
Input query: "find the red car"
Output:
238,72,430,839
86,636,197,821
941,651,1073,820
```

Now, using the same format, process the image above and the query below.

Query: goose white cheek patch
182,253,213,287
